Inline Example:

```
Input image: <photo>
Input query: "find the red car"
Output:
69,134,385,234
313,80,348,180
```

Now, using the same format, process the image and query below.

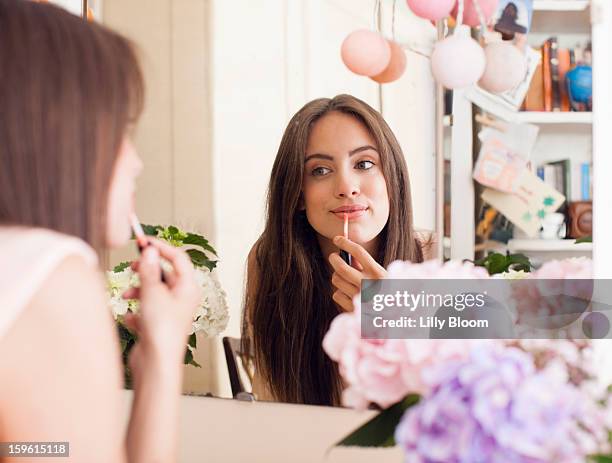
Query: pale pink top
0,227,98,341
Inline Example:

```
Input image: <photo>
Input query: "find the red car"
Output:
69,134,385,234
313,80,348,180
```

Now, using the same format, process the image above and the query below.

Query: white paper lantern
431,26,486,89
479,41,527,93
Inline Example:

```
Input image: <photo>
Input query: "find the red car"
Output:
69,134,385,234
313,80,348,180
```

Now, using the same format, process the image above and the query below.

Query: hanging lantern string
372,0,381,31
471,0,488,34
391,0,397,41
456,0,465,27
373,0,432,58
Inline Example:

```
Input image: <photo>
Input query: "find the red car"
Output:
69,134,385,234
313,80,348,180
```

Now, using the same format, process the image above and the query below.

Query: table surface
122,391,404,463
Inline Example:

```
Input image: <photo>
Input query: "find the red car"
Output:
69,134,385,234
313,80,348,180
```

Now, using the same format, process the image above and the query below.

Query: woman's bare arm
0,256,127,462
0,249,195,463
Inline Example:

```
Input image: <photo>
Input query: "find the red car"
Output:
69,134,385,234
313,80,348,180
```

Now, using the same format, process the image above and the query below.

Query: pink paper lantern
406,0,456,21
452,0,499,27
371,40,407,83
341,30,391,77
431,30,485,89
479,41,526,93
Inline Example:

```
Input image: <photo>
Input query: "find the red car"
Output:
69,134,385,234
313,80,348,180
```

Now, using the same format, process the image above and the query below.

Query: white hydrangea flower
107,261,229,338
109,294,129,319
107,268,134,293
190,267,230,337
495,269,529,280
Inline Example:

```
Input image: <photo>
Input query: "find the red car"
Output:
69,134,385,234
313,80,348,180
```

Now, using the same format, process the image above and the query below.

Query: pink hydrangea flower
511,258,594,333
323,260,494,410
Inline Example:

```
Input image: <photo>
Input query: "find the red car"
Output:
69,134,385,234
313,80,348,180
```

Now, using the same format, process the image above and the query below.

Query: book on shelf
535,159,591,202
523,52,544,111
548,38,562,111
521,37,592,113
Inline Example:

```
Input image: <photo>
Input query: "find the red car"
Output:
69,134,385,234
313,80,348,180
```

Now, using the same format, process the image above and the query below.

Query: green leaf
188,333,197,349
334,395,420,448
576,235,593,244
183,348,202,367
505,254,532,273
155,225,188,246
473,252,532,275
113,261,132,272
488,253,508,274
589,455,612,463
141,224,162,236
118,323,136,342
187,249,217,270
183,233,218,256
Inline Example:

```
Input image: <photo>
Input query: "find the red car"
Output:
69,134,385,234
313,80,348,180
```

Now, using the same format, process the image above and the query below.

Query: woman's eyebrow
304,145,378,163
348,145,378,156
304,153,333,163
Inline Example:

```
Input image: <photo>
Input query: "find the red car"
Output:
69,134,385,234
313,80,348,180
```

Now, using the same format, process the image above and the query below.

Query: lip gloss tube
130,213,166,283
340,212,352,266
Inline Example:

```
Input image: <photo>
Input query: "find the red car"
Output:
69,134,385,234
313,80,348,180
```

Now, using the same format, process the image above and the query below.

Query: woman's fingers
146,238,196,295
131,256,178,287
329,252,362,286
138,246,162,289
333,236,386,278
331,271,360,298
147,238,193,280
122,288,140,300
123,312,142,334
332,289,355,312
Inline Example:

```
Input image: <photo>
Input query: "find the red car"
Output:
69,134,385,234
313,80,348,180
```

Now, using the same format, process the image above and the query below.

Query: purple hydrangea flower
395,345,599,463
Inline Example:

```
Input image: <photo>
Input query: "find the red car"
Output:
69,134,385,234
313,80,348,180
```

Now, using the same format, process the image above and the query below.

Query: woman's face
302,111,389,253
106,137,143,248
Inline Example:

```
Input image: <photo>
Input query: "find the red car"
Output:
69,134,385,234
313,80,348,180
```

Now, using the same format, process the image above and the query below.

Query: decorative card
473,123,539,193
481,169,565,237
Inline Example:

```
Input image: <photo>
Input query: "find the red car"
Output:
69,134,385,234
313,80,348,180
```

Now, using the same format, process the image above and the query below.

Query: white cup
541,212,565,240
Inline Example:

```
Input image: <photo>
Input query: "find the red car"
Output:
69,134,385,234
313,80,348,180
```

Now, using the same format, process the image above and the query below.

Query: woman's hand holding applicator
328,235,387,312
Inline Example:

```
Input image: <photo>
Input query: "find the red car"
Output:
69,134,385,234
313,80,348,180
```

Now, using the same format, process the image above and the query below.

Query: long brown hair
243,95,423,406
0,0,144,253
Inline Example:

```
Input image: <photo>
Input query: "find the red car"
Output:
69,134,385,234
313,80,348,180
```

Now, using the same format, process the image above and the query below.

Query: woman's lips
332,208,368,220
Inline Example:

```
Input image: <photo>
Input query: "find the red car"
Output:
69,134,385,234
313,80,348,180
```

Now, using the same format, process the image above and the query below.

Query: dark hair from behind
0,0,144,253
243,94,423,406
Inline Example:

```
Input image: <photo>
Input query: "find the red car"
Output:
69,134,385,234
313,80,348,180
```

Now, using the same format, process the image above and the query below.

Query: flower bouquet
107,225,229,384
323,258,612,462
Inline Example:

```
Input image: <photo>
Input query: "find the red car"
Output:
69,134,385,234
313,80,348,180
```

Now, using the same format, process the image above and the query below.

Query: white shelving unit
533,0,589,11
447,0,612,268
508,238,592,252
514,111,593,124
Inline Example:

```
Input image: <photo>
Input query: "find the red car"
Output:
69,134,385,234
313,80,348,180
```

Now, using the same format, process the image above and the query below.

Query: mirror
100,0,439,407
102,0,599,407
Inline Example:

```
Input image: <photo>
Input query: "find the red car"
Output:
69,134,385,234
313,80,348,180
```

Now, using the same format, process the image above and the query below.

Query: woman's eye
356,160,374,170
312,166,331,177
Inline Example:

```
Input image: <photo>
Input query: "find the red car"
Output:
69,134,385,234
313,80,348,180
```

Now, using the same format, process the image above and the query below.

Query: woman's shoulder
0,227,98,340
0,226,97,266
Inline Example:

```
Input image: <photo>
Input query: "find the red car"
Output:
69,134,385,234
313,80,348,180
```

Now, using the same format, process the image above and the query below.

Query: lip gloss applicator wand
340,212,352,266
130,213,166,283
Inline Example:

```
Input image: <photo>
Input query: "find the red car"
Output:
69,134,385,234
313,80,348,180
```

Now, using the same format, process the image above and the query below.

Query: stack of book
522,37,591,112
535,159,592,201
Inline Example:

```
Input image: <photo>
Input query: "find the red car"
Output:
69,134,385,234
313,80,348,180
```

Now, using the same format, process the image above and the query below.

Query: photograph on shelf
493,0,534,41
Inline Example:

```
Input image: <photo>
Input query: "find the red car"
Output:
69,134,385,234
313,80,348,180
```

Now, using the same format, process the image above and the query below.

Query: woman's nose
334,171,360,198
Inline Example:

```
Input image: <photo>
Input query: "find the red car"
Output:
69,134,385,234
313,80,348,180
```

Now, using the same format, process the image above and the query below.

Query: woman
0,2,200,461
243,94,432,406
